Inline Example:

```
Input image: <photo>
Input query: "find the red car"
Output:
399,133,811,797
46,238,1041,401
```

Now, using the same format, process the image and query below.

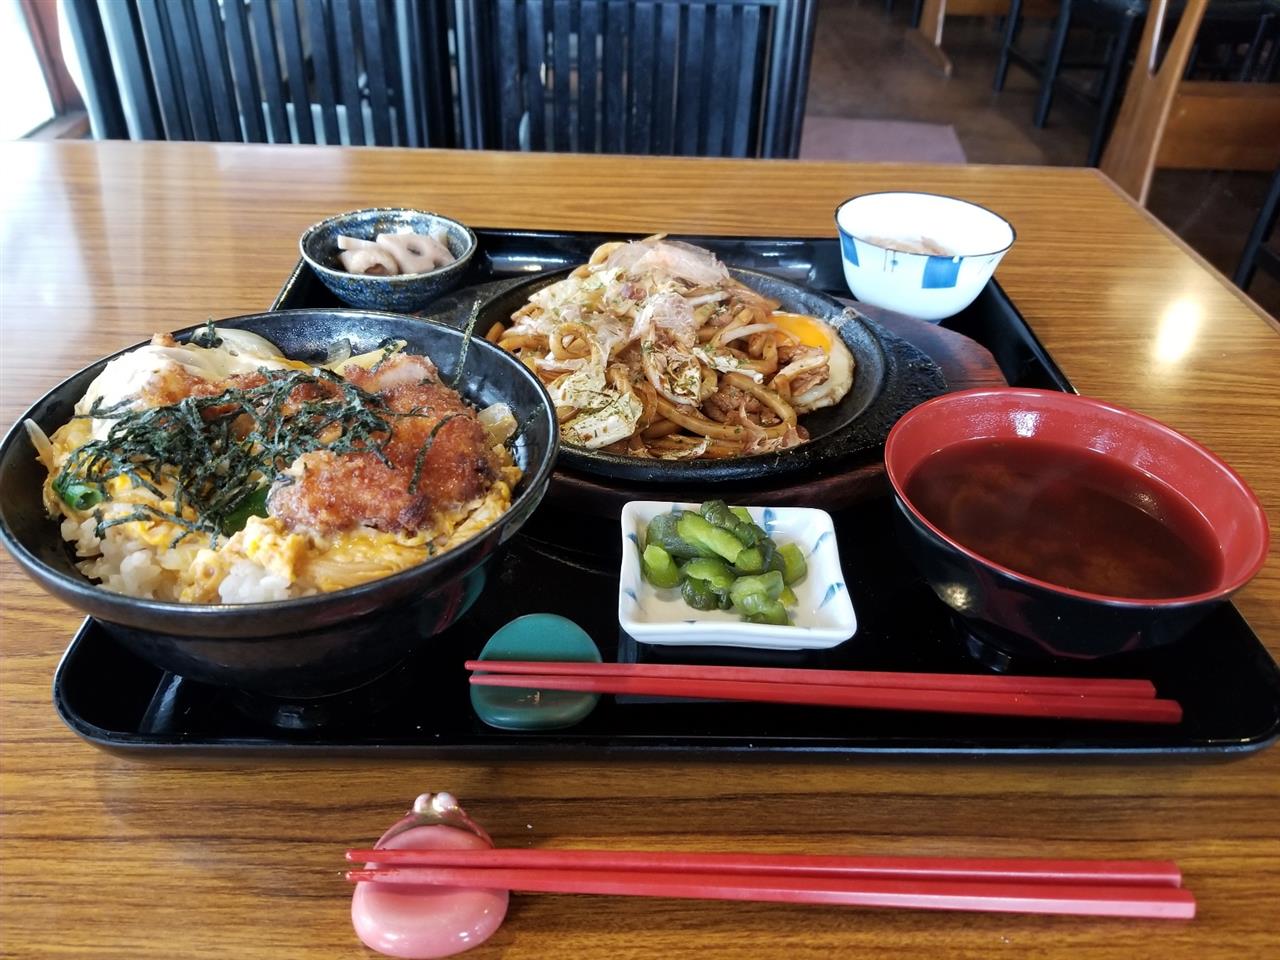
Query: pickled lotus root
337,236,398,276
336,227,456,276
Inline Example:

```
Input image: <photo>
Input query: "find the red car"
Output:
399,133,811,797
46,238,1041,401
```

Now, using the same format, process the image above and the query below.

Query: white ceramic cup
834,192,1016,322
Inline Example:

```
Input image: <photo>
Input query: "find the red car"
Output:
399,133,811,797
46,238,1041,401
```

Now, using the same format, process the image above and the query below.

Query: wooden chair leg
1185,39,1202,79
1088,13,1137,166
994,0,1025,91
1035,0,1074,127
1100,0,1210,205
1234,167,1280,289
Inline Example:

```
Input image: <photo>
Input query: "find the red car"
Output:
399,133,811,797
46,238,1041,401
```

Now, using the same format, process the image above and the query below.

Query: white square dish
618,501,857,650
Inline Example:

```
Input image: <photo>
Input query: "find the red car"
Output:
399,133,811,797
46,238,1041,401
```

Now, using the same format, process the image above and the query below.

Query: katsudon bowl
0,309,558,700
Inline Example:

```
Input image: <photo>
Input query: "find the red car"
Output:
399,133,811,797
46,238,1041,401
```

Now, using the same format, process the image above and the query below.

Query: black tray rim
52,619,1280,760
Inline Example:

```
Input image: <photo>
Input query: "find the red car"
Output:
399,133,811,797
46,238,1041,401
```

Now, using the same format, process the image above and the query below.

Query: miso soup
904,439,1222,599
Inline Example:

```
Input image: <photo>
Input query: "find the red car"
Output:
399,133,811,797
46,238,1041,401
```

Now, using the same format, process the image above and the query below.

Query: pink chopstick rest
352,793,508,959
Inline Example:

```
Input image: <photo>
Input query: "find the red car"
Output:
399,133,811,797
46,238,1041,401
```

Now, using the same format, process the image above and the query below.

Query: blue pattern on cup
838,231,860,267
922,255,962,289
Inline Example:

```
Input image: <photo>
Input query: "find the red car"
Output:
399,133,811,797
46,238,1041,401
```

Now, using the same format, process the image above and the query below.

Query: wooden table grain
1,142,1278,960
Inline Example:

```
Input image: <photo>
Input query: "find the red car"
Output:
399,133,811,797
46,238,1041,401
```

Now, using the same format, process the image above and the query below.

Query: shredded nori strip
408,413,461,495
509,407,541,452
451,300,482,389
190,319,222,349
56,368,404,545
368,338,401,374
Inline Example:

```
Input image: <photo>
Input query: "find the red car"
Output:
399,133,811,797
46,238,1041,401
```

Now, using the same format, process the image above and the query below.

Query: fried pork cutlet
267,354,500,535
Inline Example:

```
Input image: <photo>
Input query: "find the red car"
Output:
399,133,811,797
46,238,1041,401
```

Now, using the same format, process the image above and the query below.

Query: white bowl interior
836,193,1013,258
618,501,857,650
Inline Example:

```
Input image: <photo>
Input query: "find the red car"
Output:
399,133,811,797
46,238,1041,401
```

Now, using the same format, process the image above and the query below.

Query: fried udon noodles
484,236,856,459
27,329,521,603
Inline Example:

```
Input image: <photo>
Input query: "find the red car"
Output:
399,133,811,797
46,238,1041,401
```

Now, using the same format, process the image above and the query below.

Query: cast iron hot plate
474,266,940,484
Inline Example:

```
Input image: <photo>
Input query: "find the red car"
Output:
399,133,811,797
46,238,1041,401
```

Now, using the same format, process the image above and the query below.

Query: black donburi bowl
0,309,558,699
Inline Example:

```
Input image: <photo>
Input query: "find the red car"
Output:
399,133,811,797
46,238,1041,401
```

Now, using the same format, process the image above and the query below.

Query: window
0,0,56,138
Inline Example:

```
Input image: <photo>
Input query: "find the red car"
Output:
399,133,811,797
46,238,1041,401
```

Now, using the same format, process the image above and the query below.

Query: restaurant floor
807,0,1280,319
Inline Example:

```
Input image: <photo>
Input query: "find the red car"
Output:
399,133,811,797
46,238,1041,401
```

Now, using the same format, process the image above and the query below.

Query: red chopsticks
347,847,1183,886
466,660,1159,698
465,661,1181,725
345,847,1195,920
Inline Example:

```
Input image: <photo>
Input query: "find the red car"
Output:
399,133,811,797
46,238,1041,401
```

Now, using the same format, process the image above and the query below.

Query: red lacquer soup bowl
884,388,1269,661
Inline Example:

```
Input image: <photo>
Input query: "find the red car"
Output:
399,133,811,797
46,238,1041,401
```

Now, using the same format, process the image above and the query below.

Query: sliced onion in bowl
479,402,518,445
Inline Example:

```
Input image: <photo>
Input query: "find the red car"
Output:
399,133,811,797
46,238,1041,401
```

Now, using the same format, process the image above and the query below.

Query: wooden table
2,142,1278,959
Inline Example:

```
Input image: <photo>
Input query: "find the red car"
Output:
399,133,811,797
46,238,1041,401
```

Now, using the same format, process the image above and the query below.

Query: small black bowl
300,208,477,312
0,309,558,699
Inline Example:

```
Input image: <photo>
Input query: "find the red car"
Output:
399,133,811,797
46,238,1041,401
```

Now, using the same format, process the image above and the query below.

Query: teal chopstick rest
469,614,603,731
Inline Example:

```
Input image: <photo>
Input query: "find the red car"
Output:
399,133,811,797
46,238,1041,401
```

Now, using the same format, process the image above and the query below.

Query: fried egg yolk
769,312,838,350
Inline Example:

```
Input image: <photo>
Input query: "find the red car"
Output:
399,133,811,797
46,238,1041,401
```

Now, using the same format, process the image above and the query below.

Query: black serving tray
52,230,1280,758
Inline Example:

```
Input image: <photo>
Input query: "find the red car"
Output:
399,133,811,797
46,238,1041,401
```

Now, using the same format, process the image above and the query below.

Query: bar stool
994,0,1146,165
1187,2,1280,78
1235,167,1280,292
884,0,927,27
994,0,1279,166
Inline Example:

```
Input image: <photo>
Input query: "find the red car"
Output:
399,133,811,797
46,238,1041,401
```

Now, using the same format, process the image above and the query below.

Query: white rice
60,514,288,603
217,559,293,604
74,521,168,599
